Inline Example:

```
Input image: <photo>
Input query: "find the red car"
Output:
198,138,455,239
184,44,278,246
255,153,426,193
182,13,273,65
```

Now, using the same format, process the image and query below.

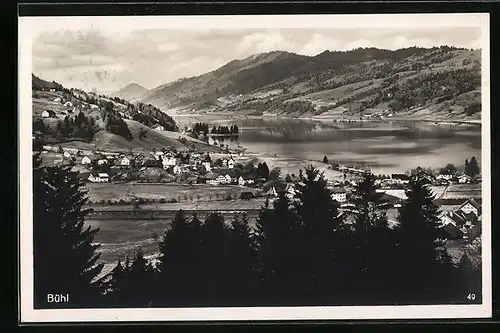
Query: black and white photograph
19,13,491,322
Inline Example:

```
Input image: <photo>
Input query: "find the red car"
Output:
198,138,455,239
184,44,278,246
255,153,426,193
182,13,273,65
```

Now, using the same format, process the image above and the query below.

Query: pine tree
156,209,192,305
323,155,328,164
349,172,394,303
293,165,344,303
33,154,104,308
226,213,258,304
254,191,302,304
394,179,455,304
468,156,480,177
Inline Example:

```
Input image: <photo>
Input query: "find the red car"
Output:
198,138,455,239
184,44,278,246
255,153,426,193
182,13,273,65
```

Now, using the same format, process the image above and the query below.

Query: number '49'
467,293,476,300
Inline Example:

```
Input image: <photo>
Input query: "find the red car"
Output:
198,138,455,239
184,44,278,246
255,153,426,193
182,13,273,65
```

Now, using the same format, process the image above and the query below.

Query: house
162,156,177,169
154,125,165,131
97,159,108,166
53,97,61,102
437,174,454,181
331,187,347,203
285,183,297,200
41,110,56,118
81,156,92,166
202,160,212,172
63,150,72,159
120,156,131,167
64,101,73,108
154,151,164,160
88,173,109,183
228,157,235,169
90,104,99,110
459,198,481,217
217,175,227,184
238,176,246,186
173,165,183,175
224,174,233,184
391,174,411,184
266,186,278,197
457,174,472,184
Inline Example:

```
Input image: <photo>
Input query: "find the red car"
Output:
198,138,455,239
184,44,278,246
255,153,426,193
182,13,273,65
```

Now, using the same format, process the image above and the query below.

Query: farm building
41,110,56,118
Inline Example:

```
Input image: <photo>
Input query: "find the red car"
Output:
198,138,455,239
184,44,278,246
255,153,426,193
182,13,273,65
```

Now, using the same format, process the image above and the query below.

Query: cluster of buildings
439,198,482,240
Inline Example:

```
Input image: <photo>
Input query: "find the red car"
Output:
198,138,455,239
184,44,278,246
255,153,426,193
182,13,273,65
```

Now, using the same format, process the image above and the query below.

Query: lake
179,115,482,175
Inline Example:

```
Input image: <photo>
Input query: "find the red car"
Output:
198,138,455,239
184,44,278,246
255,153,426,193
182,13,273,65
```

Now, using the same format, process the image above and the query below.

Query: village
37,140,482,244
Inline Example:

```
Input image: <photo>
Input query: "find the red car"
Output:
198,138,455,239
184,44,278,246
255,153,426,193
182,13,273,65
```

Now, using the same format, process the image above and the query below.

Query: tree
393,179,455,303
226,213,258,304
253,192,302,304
104,249,156,307
466,156,480,177
33,153,105,307
323,155,328,164
257,162,270,179
348,172,395,303
293,165,345,303
440,163,457,175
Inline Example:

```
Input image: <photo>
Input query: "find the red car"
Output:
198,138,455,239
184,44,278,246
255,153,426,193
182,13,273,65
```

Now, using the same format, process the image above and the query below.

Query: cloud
157,42,180,52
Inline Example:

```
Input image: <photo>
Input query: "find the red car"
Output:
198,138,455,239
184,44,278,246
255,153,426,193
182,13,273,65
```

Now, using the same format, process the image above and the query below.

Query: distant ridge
112,83,149,101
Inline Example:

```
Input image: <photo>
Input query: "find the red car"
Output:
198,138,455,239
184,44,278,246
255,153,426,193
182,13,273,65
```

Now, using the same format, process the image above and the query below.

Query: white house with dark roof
331,187,347,203
228,157,235,169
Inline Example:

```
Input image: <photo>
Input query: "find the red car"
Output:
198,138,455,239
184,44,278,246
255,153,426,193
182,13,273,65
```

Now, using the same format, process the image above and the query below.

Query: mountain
32,74,63,91
112,83,149,101
140,46,482,121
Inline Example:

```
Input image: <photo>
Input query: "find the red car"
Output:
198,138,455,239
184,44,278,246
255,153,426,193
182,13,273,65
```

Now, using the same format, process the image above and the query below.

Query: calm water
187,116,482,175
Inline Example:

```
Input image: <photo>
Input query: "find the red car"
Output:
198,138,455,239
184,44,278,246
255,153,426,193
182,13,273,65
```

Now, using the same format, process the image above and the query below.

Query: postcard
19,13,491,322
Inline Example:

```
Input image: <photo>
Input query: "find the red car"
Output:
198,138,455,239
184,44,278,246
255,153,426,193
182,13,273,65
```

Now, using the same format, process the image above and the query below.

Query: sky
31,21,483,94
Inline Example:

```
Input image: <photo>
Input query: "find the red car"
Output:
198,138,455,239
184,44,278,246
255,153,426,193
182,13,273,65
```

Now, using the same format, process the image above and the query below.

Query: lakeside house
41,110,56,118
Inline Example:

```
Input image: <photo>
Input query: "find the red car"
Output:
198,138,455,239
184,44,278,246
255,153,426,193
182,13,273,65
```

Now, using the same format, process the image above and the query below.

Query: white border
19,13,492,323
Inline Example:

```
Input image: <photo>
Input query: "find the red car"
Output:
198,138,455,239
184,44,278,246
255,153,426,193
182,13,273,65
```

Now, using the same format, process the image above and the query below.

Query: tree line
33,154,481,308
54,111,98,140
101,101,133,141
211,125,239,135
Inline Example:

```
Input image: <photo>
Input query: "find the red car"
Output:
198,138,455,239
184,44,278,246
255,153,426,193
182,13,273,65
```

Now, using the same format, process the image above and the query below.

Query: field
85,182,258,203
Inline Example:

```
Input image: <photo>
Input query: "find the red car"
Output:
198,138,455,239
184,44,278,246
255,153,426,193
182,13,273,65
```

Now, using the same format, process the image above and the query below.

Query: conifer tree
156,209,192,305
254,191,302,304
349,172,394,303
394,179,455,303
33,153,105,308
293,165,344,303
226,213,258,304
